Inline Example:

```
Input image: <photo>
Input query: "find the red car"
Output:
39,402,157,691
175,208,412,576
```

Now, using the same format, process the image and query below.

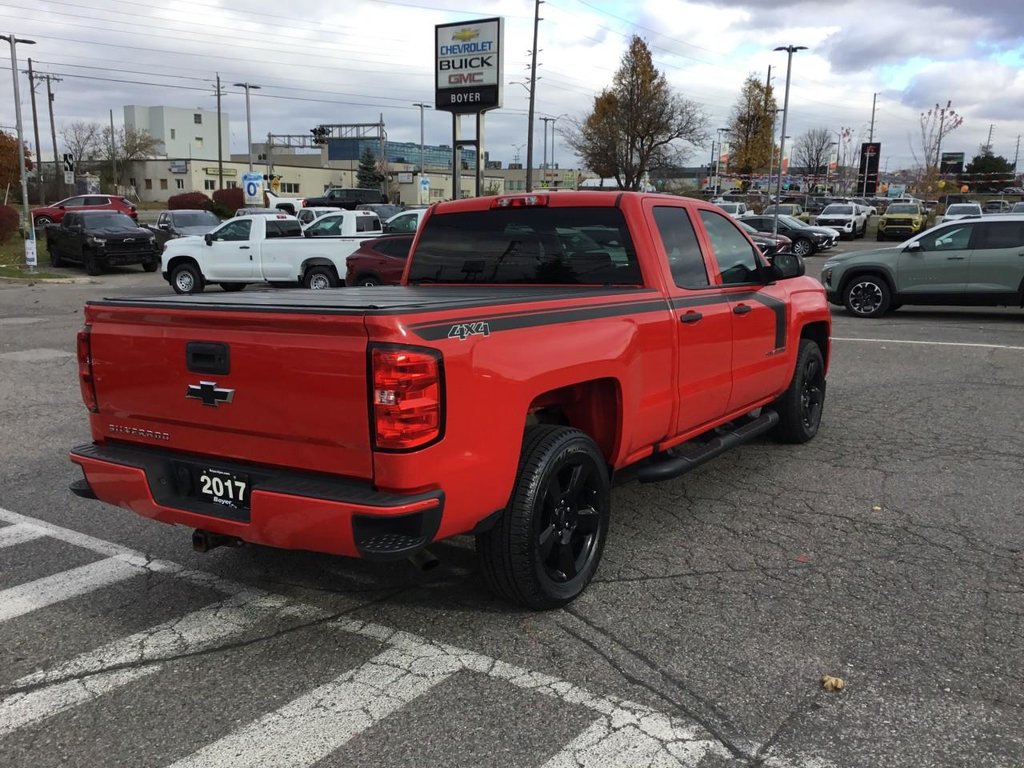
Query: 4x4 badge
186,381,235,407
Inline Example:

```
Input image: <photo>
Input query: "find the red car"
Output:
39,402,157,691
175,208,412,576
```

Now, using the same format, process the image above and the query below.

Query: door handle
945,256,964,260
733,303,752,315
680,311,703,324
239,246,251,250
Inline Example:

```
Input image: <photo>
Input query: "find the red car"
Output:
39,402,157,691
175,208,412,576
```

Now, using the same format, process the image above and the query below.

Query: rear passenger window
976,221,1024,249
652,206,709,289
266,220,302,238
356,217,382,233
699,210,761,285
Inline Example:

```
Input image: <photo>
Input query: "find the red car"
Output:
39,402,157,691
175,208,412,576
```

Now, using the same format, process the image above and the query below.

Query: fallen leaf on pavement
821,675,845,692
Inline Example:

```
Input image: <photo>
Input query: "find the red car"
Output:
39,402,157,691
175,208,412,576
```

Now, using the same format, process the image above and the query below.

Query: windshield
1011,203,1024,213
81,213,137,231
946,205,980,215
777,215,808,228
171,211,220,228
409,207,642,285
822,205,853,215
719,203,739,213
887,204,918,214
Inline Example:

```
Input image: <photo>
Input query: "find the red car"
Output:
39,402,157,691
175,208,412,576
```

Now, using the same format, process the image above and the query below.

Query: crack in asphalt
560,608,749,761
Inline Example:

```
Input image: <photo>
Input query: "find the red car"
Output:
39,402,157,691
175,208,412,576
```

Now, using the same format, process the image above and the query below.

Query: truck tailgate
85,300,372,479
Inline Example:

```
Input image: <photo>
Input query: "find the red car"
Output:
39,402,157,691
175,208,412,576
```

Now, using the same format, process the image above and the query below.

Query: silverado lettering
70,191,831,610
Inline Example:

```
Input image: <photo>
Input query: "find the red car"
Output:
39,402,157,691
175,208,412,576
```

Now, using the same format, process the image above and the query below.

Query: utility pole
45,73,61,198
215,73,224,190
1013,134,1020,174
862,92,877,197
0,33,35,253
26,58,43,203
985,123,994,153
108,109,117,191
525,0,542,191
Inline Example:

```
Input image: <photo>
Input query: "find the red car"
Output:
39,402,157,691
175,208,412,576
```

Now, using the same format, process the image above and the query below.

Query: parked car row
31,195,138,226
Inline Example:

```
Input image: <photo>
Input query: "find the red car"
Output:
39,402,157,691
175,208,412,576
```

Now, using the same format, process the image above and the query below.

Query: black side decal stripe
411,299,672,340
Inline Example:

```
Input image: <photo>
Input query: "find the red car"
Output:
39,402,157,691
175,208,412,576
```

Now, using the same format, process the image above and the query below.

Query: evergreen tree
357,147,385,189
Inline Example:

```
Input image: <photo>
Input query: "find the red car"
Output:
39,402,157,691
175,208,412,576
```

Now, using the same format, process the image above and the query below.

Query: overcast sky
5,0,1023,173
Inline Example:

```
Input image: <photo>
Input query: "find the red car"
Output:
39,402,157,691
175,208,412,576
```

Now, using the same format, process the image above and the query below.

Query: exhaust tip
192,529,242,553
408,548,440,572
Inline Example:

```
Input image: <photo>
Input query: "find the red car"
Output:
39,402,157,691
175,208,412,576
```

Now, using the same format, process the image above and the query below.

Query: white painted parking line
0,591,322,738
0,348,76,362
833,336,1024,351
0,523,45,549
168,641,464,768
0,557,139,623
541,716,732,767
0,506,833,767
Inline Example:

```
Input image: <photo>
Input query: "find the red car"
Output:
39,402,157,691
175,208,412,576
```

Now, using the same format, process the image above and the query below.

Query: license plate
195,467,250,509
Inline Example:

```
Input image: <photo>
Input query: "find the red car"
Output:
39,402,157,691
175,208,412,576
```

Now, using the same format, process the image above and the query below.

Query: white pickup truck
161,212,381,293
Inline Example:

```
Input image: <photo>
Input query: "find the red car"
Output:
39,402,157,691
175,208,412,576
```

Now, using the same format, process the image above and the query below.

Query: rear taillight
77,326,99,413
370,346,444,451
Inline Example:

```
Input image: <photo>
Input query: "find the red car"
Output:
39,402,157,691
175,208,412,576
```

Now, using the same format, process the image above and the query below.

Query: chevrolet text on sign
434,17,504,113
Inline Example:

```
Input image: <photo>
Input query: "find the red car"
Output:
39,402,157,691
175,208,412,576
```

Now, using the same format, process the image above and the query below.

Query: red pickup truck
70,192,831,609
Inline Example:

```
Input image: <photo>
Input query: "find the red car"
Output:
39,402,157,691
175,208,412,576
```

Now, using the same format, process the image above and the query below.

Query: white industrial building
123,105,230,160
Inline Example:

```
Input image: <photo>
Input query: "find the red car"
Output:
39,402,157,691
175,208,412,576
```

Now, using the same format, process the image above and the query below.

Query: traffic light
310,126,330,146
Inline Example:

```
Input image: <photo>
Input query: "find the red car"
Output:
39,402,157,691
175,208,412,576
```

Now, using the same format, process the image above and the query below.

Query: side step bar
637,410,779,484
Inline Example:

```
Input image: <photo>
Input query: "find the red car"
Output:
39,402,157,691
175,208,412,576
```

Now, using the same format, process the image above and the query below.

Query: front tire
83,249,104,276
302,265,338,290
843,274,891,318
771,339,826,444
792,237,813,257
142,259,159,273
476,426,610,610
170,263,204,294
34,215,53,228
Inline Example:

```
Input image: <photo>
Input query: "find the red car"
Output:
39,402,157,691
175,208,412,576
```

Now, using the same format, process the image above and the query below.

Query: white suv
941,203,982,223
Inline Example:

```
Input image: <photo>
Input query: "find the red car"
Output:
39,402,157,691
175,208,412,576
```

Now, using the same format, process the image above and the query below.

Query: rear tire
220,283,246,292
302,265,338,290
476,425,610,610
170,263,204,294
48,242,64,268
34,215,54,228
771,338,826,444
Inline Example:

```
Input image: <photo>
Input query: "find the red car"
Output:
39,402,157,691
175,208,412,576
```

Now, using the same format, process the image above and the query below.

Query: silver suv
821,215,1024,317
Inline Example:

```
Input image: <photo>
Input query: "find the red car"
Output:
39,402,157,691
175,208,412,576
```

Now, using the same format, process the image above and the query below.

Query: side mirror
765,252,805,280
904,240,921,252
158,222,169,230
58,204,66,210
204,233,214,246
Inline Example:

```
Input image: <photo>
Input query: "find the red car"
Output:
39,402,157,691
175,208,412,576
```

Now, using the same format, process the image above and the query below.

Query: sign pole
451,114,461,201
476,112,485,197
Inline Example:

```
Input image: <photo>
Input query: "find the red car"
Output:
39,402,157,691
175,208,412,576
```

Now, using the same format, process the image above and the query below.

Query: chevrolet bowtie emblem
186,381,235,407
452,28,479,42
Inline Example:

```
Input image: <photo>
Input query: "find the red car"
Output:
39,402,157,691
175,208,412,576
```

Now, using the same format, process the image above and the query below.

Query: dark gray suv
821,215,1024,317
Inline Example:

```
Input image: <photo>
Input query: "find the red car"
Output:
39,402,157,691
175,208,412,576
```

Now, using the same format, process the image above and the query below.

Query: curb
0,276,96,285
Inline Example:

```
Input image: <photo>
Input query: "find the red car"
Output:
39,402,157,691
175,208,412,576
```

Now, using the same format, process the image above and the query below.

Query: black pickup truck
303,187,388,210
45,211,161,275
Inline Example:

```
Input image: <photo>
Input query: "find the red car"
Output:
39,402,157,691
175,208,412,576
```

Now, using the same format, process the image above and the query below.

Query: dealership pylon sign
435,17,504,198
435,18,503,113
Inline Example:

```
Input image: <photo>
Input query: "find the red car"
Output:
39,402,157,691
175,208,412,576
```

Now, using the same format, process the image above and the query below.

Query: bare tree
563,36,707,189
913,102,963,173
101,126,164,185
792,127,833,178
60,121,105,166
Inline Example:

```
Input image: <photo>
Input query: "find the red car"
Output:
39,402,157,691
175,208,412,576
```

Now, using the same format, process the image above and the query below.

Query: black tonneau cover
90,286,652,317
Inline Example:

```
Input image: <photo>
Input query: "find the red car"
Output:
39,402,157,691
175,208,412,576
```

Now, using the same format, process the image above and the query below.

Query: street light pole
233,82,260,171
412,102,430,203
1,33,36,255
772,44,807,236
715,127,728,195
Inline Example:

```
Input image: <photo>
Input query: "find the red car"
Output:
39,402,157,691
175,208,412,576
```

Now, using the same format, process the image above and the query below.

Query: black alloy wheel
843,275,890,318
771,338,826,444
477,425,610,609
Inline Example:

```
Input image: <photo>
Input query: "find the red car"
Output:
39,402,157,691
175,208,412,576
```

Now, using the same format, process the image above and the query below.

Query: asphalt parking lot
0,248,1022,767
